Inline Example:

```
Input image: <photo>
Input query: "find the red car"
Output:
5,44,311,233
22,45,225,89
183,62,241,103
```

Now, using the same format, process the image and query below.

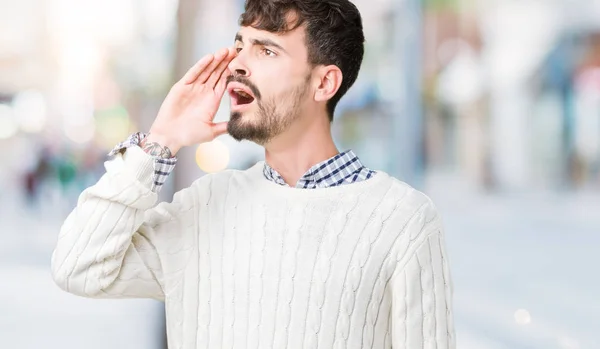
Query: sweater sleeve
389,208,456,349
50,146,196,301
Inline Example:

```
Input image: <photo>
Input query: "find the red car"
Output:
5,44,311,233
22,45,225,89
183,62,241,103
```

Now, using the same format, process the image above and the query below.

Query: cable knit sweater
51,146,456,349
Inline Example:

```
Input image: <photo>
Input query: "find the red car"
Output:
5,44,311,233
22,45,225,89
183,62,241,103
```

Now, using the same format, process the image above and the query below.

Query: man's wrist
143,133,180,157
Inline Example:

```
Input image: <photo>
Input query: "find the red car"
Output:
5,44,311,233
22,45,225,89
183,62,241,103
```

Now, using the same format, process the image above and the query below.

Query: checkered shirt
108,132,177,193
263,150,376,189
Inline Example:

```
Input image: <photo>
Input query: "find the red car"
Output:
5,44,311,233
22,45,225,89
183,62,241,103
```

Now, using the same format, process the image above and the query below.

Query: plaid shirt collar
263,150,375,189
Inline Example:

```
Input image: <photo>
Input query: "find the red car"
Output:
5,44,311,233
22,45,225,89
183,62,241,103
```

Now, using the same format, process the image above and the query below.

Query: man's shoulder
189,165,258,192
377,173,440,227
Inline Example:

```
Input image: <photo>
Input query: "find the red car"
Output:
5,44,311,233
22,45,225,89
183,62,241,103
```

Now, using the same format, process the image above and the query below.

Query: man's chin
227,113,255,141
227,116,272,145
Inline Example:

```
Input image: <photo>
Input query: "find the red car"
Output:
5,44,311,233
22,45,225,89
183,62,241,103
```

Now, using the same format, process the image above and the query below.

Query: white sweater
51,146,455,349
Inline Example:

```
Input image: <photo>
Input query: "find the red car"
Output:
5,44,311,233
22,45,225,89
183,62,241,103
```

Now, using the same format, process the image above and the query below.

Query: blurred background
1,0,599,348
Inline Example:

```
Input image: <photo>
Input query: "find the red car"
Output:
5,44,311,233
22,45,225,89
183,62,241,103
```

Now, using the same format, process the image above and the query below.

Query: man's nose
228,52,250,77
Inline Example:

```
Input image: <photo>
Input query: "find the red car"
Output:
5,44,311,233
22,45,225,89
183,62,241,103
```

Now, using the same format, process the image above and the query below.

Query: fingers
182,54,214,85
214,68,232,96
207,48,236,88
211,122,229,138
196,48,229,85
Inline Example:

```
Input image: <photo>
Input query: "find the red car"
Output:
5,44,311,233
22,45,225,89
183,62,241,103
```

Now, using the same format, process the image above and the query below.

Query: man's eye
235,47,243,53
262,48,276,57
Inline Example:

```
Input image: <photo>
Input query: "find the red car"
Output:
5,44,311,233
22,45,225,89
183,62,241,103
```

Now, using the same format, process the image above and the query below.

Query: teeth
234,89,252,99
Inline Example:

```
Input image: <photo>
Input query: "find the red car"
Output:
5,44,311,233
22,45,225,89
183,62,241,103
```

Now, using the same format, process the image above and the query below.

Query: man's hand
145,47,236,156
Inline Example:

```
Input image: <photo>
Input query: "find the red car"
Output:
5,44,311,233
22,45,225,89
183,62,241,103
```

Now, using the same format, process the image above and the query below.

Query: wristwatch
141,135,173,159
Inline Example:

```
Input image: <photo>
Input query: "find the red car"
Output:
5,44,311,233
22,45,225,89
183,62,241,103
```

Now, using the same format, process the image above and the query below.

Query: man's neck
264,116,338,186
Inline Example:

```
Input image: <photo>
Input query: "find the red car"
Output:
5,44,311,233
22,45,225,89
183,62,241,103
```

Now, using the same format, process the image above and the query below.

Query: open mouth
227,82,256,107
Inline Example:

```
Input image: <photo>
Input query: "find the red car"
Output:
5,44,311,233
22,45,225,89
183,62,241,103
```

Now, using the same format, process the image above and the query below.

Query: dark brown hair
239,0,365,121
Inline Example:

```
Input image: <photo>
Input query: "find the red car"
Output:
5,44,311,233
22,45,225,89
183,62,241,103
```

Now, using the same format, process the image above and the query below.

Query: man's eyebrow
234,33,287,54
252,38,287,53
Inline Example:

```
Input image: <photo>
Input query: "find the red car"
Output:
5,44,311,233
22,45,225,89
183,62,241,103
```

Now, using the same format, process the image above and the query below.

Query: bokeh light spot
195,139,230,173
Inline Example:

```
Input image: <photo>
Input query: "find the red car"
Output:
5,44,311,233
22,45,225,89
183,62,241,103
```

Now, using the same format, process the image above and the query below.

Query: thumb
211,121,229,138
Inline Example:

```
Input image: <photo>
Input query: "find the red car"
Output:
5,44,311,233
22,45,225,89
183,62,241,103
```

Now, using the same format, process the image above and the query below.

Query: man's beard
227,77,309,145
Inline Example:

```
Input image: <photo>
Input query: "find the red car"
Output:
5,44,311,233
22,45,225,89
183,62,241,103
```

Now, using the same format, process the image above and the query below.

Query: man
51,0,456,348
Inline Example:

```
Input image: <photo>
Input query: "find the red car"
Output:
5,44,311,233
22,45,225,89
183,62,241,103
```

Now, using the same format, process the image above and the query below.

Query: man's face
226,24,313,145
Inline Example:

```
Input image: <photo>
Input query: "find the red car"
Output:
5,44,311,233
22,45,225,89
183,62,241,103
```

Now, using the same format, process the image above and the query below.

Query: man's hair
239,0,365,122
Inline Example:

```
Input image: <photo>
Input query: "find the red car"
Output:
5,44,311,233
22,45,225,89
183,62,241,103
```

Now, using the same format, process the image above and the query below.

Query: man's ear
314,65,343,103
